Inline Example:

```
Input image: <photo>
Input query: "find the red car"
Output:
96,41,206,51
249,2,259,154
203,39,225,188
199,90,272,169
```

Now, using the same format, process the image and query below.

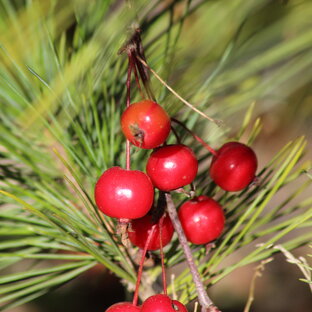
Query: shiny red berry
141,294,188,312
178,196,225,245
210,142,257,192
128,214,174,251
146,144,198,191
121,99,171,149
105,302,140,312
94,167,154,219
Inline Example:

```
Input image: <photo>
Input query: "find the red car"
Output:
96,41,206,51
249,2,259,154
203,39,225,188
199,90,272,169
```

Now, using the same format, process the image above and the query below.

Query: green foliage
0,0,311,310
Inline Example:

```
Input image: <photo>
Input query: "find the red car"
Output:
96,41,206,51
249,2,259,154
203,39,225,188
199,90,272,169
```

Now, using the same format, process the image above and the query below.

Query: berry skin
121,99,171,149
128,214,174,251
178,196,225,245
210,142,257,192
105,302,140,312
95,166,154,219
141,294,188,312
146,144,198,191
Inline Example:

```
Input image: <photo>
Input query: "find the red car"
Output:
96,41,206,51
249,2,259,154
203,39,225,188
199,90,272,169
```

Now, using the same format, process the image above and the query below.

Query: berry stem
131,52,145,99
171,118,217,156
126,140,131,171
126,53,133,108
133,56,155,101
130,29,155,101
119,28,156,101
132,224,157,306
136,55,222,126
159,215,167,295
165,193,221,312
170,125,182,144
126,53,133,170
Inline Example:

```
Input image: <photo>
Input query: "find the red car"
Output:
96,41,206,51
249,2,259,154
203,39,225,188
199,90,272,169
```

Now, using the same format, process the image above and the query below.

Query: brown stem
134,30,151,85
165,193,221,312
170,125,181,144
117,219,131,247
119,28,156,102
171,118,218,156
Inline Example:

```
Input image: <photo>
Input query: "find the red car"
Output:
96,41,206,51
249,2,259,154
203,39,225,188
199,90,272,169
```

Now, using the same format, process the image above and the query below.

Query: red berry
141,294,188,312
121,100,171,149
128,214,174,251
210,142,257,192
146,144,198,191
105,302,140,312
95,167,154,219
178,196,225,245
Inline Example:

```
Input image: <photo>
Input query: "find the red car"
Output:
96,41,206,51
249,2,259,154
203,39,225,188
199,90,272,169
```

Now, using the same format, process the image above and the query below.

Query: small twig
205,243,215,256
136,55,222,126
165,193,221,312
243,258,273,312
117,219,131,247
274,244,312,292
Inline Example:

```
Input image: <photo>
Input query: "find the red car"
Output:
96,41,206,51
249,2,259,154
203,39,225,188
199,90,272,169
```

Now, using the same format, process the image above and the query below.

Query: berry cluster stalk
165,193,221,312
120,28,221,311
119,28,155,101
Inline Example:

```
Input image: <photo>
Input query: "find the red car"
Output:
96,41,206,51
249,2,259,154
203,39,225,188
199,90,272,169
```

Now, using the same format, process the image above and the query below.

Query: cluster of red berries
94,98,257,311
106,294,188,312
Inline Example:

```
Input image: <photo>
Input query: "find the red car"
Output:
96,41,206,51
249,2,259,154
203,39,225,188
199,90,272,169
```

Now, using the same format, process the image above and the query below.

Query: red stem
132,224,157,306
193,134,218,157
131,52,145,99
126,53,133,170
159,215,167,295
171,118,218,156
126,53,133,107
126,140,131,170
